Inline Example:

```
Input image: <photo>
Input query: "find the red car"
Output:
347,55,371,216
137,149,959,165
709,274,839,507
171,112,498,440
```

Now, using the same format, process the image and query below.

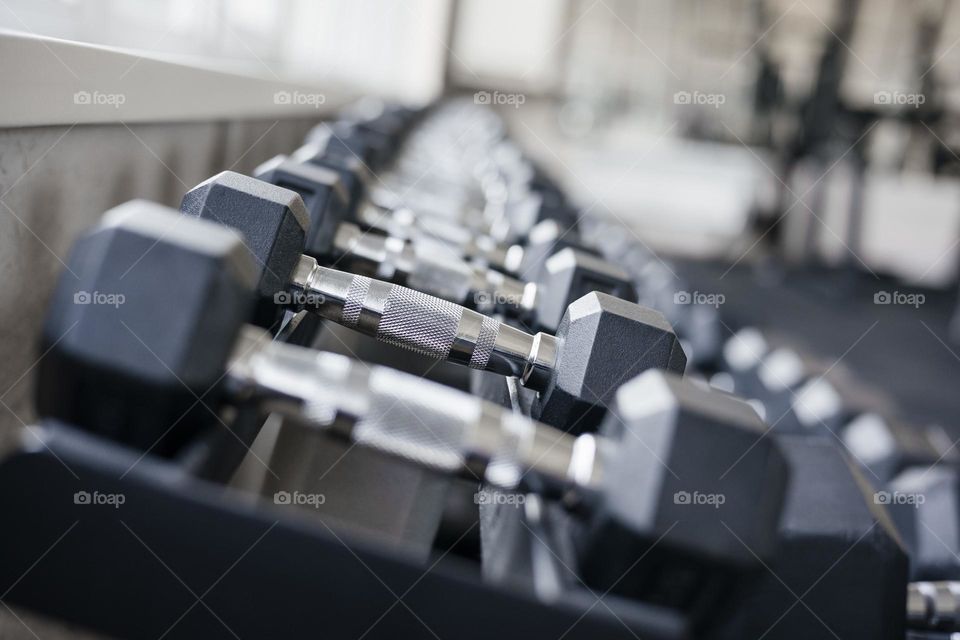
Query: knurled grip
292,258,550,382
334,270,505,367
471,315,499,369
378,285,463,359
341,275,370,327
353,366,480,472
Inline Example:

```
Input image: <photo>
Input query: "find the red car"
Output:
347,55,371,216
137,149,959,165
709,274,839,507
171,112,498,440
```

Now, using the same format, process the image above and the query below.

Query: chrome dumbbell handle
357,203,515,273
908,581,960,631
289,256,556,390
228,327,599,495
332,223,533,315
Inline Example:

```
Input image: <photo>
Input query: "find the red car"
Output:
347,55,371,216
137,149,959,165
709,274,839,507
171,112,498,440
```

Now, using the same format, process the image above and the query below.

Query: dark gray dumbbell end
592,369,788,566
536,293,687,433
180,170,309,300
38,201,257,452
253,155,349,259
534,247,637,333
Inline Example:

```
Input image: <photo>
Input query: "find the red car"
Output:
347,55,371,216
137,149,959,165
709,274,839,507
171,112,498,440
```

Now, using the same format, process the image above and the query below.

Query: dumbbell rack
0,424,685,640
0,110,688,637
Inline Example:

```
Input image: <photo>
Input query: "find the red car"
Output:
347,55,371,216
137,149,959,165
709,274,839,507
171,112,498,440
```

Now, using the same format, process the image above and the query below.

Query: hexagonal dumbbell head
577,369,788,617
254,155,350,260
533,247,637,333
305,120,384,168
517,219,596,276
536,292,686,433
180,171,308,327
341,99,411,153
721,327,768,386
713,434,908,639
292,142,369,215
843,415,958,485
37,201,256,454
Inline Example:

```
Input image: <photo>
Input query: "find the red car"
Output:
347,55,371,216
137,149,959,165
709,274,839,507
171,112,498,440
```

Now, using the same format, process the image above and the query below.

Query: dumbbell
296,142,598,307
720,327,954,490
391,101,564,226
254,157,533,314
581,214,722,365
179,173,686,433
843,414,959,486
252,160,633,331
362,181,585,280
380,118,592,288
292,134,480,252
299,124,584,269
706,431,909,639
718,328,848,434
36,201,787,623
706,331,910,638
304,100,420,170
366,122,584,264
557,367,789,626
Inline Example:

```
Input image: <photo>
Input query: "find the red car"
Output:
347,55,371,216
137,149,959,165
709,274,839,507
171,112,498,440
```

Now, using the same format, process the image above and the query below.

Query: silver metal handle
227,327,598,494
289,256,557,390
908,581,960,631
334,222,531,314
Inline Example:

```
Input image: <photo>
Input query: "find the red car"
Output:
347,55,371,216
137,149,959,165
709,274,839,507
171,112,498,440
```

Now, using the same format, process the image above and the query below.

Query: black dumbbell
574,368,788,626
35,199,564,462
304,101,418,170
288,141,544,275
252,155,536,318
583,215,722,365
843,414,959,486
719,328,848,434
302,126,598,274
707,332,910,638
296,135,587,271
707,432,909,639
179,173,686,433
36,201,786,624
252,159,633,332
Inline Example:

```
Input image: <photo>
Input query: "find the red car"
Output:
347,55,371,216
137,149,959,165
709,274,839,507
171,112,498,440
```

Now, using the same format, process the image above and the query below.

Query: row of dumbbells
718,325,960,590
395,102,960,635
29,97,950,638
